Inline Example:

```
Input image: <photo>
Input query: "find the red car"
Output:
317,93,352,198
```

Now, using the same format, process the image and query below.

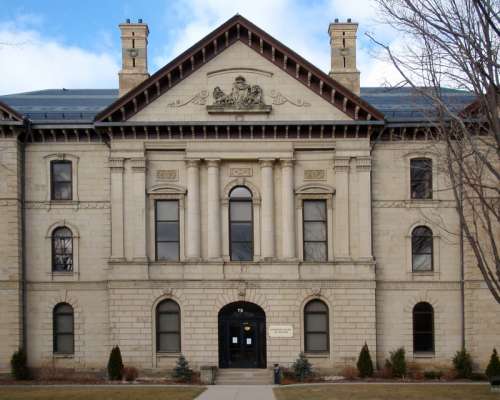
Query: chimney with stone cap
328,18,360,95
118,19,150,96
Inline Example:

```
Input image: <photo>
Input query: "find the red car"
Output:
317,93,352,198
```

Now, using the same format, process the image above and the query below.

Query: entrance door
219,302,266,368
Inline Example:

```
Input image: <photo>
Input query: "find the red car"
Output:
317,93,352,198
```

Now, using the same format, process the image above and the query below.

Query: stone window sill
304,352,330,358
53,354,74,359
156,352,181,358
413,352,435,359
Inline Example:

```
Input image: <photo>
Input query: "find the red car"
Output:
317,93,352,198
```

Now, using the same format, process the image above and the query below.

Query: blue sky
0,0,401,95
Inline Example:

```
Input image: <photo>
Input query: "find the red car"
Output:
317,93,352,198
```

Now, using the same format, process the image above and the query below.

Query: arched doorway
218,301,266,368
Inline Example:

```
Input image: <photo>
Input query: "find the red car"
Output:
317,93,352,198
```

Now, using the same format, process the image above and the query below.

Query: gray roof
0,87,476,123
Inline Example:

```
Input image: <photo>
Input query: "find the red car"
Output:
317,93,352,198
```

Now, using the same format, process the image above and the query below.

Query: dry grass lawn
274,383,495,400
0,386,205,400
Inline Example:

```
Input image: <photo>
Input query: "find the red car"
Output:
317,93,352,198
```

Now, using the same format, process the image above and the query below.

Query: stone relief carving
156,170,178,182
230,167,253,177
269,90,311,107
207,76,272,113
304,169,326,181
167,90,209,107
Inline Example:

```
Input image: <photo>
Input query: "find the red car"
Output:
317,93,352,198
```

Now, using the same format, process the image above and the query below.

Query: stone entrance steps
216,368,273,385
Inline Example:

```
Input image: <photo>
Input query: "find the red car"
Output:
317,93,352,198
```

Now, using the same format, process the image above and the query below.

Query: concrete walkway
195,385,276,400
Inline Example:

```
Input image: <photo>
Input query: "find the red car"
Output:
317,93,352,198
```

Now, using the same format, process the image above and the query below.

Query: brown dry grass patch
0,386,205,400
274,383,495,400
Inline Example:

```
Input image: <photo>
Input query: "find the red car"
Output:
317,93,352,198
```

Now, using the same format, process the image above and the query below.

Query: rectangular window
303,200,327,262
51,161,72,200
410,159,432,199
155,200,180,261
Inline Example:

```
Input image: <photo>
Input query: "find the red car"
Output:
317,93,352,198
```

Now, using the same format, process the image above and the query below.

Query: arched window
412,226,433,271
53,303,74,354
413,302,434,353
156,300,181,353
410,158,432,199
52,227,73,272
229,186,253,261
51,160,72,200
304,299,329,353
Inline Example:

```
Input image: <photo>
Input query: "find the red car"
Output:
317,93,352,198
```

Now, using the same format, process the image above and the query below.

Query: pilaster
131,157,147,261
186,159,201,260
260,159,275,260
109,158,125,260
281,159,296,260
206,159,221,260
334,157,350,259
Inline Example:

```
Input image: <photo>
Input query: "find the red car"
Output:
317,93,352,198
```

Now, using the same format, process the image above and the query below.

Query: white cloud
153,0,403,87
0,20,120,95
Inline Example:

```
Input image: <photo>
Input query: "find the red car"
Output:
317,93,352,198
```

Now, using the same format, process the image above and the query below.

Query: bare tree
369,0,500,302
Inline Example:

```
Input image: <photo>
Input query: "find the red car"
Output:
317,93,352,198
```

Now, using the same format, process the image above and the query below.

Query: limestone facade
0,15,498,375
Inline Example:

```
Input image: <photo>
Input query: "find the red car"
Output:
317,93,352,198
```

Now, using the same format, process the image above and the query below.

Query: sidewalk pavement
195,385,276,400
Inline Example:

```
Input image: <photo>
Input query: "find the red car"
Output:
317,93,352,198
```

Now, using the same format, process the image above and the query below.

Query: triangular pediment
0,101,23,122
96,15,383,123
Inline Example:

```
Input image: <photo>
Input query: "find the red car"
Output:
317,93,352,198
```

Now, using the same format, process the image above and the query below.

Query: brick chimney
328,18,360,95
118,19,150,96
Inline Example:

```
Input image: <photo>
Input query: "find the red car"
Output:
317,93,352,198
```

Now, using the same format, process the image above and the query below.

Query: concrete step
216,368,273,385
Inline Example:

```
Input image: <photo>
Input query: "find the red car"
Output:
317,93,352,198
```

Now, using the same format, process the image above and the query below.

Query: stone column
206,159,221,260
356,156,372,260
334,157,350,259
131,157,147,261
281,159,296,259
260,159,275,260
110,158,125,260
186,159,201,260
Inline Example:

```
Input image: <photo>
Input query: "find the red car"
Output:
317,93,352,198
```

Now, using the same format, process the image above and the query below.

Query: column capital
206,158,221,167
280,158,294,168
109,157,124,170
334,157,350,172
185,159,201,168
259,158,275,168
130,157,146,172
355,156,371,171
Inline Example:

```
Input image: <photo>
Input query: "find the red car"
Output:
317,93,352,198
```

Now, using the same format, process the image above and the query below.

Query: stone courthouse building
0,15,498,376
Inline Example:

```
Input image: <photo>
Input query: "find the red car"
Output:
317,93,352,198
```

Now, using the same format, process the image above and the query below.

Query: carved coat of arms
207,76,272,113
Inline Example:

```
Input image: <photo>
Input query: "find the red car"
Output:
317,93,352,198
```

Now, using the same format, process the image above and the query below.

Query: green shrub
485,348,500,379
357,343,374,378
470,372,488,381
292,352,312,382
423,370,443,380
173,354,193,382
10,348,31,380
453,348,473,379
389,347,406,378
107,345,124,381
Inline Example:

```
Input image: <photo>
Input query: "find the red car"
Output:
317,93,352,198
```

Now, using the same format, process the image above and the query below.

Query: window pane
412,235,432,254
412,254,432,271
53,163,71,181
411,159,432,199
306,313,327,332
231,242,252,261
158,300,179,313
53,228,72,238
414,333,434,352
55,304,73,314
158,333,180,352
230,187,252,198
230,202,252,221
53,183,72,200
304,242,327,261
413,226,432,237
414,313,433,332
56,315,73,334
230,223,252,241
157,242,179,261
304,222,326,241
56,335,74,354
157,222,179,241
306,333,328,352
158,313,179,332
305,300,328,313
304,201,326,221
157,201,178,221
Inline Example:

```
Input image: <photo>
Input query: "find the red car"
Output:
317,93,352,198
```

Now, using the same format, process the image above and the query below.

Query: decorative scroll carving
230,167,253,177
156,169,178,182
167,90,209,107
304,169,326,181
207,76,272,113
270,90,311,107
